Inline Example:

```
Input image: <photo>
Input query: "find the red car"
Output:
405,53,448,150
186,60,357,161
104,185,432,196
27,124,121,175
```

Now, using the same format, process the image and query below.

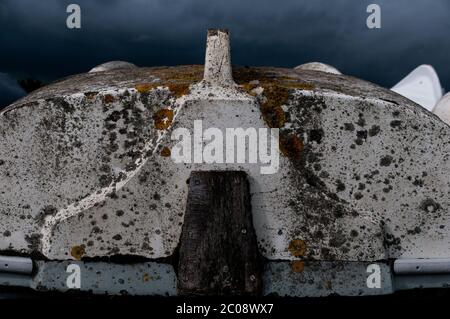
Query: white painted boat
391,64,443,112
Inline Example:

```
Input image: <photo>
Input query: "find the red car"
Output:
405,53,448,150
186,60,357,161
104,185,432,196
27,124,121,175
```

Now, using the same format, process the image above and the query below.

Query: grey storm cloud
0,0,450,108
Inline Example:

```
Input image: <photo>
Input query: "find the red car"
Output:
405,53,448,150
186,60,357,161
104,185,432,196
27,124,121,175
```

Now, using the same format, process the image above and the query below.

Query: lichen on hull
1,64,450,262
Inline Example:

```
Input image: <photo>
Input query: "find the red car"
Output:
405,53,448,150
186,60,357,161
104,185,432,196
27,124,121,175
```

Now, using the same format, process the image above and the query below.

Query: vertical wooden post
177,171,262,296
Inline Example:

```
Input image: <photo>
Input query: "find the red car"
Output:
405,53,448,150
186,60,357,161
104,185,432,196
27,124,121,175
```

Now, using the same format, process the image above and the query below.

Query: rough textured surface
203,29,234,86
177,171,261,296
434,93,450,125
34,261,176,296
1,64,450,262
0,261,176,296
394,274,450,291
264,261,393,297
0,66,203,259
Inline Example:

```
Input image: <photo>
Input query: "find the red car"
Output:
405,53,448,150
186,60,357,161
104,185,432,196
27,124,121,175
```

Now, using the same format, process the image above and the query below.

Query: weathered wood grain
177,171,261,296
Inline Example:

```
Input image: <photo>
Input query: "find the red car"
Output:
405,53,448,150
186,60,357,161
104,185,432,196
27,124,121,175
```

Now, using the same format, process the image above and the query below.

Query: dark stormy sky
1,0,449,108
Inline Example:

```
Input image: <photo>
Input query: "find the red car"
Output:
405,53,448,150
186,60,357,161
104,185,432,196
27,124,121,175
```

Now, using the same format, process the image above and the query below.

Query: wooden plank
177,171,262,296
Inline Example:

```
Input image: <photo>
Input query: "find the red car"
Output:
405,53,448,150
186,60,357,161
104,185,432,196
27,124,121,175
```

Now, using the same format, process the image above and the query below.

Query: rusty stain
240,82,258,96
291,260,305,273
141,66,202,97
233,67,316,129
160,146,171,157
143,273,151,282
136,83,159,94
70,245,86,260
152,65,203,83
280,134,304,159
104,94,115,103
167,83,190,98
233,67,314,90
84,92,98,100
233,67,273,84
282,81,315,91
325,280,332,290
259,83,313,128
153,109,174,130
260,85,288,128
288,239,307,257
137,82,190,98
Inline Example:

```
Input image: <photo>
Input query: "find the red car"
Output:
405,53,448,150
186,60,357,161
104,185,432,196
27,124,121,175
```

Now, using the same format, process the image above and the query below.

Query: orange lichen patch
291,260,305,273
84,91,98,99
135,83,159,94
234,69,289,128
240,82,259,96
70,245,85,260
288,82,315,90
153,109,174,130
160,146,171,157
233,67,316,128
143,273,151,282
104,94,115,103
152,65,204,83
260,84,289,128
233,67,272,84
288,239,307,257
167,83,190,98
280,134,304,159
146,66,202,97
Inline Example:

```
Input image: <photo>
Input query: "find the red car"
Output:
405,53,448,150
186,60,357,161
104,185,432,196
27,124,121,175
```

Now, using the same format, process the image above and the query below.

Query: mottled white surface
1,62,450,262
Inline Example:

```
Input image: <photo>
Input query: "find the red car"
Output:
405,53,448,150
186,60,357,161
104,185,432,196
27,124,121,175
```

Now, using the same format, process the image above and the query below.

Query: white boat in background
293,64,446,118
391,64,443,112
295,62,450,126
294,62,341,75
389,64,450,126
433,93,450,125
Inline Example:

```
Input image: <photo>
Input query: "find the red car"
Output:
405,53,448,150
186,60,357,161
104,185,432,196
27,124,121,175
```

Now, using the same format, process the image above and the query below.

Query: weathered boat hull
1,29,450,296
